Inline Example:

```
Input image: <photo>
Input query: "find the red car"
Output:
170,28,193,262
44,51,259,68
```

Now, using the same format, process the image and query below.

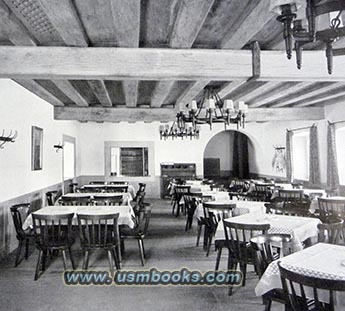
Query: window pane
63,141,75,180
336,127,345,185
120,147,149,176
292,132,309,180
110,147,120,176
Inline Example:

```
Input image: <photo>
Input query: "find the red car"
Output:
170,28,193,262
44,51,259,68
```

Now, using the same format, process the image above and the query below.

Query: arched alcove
203,130,255,180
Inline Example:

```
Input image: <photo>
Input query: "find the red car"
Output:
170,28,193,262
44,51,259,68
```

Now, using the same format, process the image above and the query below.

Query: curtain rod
287,123,315,132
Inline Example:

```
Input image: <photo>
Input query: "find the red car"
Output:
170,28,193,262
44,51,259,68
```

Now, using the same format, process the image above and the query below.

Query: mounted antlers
0,130,18,149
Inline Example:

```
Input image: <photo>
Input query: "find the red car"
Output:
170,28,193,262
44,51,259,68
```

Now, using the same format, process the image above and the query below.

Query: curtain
327,123,339,190
232,131,249,179
286,130,293,182
309,125,320,185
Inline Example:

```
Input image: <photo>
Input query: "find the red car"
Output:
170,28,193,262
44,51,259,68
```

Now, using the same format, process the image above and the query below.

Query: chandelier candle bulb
177,103,184,112
208,98,215,109
190,100,198,111
238,101,246,111
224,99,234,111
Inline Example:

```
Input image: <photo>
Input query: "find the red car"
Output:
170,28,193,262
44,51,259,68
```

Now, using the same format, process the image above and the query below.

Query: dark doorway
204,158,220,179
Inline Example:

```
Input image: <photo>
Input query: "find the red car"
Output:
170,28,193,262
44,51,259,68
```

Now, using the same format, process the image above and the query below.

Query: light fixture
159,121,200,140
0,129,17,149
181,86,248,130
271,0,345,74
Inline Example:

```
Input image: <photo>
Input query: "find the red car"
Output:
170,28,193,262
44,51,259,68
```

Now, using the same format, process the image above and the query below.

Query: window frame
62,134,76,181
335,125,345,185
292,130,310,181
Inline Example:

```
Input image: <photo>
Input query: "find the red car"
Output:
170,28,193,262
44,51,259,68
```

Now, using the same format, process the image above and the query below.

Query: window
63,136,76,180
336,126,345,185
110,147,148,177
292,131,309,181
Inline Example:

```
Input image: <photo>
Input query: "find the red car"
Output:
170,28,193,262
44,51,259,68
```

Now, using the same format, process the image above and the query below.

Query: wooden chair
10,203,35,267
250,234,293,311
248,183,273,201
184,192,199,231
203,202,235,257
266,202,311,217
317,197,345,220
92,195,123,206
32,213,75,280
120,205,152,266
45,191,58,206
172,185,190,217
77,213,120,274
195,194,213,248
317,217,344,244
223,221,270,295
59,195,91,206
278,261,345,311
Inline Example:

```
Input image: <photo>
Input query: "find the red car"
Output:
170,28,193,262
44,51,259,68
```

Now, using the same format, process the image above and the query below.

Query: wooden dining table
215,213,321,251
255,243,345,307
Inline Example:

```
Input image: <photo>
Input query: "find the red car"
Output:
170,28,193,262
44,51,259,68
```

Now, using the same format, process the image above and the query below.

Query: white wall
0,79,80,202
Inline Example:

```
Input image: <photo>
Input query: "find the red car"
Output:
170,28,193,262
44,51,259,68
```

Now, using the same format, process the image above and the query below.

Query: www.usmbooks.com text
63,268,242,286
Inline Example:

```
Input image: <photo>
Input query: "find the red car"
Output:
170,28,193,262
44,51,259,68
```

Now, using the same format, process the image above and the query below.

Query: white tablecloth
195,199,266,219
255,243,345,306
23,204,135,229
81,184,136,198
60,192,132,205
215,213,320,251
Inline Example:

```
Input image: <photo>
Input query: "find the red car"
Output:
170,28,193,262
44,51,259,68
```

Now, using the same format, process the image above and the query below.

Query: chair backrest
92,195,123,206
250,234,292,277
59,195,91,206
32,213,74,248
108,181,128,185
291,182,303,189
45,191,58,206
251,183,273,201
278,189,304,201
266,202,311,217
317,217,344,244
138,183,146,193
77,213,119,249
318,197,345,220
105,185,128,193
223,221,270,262
10,203,31,238
89,181,106,185
278,261,345,311
135,205,152,235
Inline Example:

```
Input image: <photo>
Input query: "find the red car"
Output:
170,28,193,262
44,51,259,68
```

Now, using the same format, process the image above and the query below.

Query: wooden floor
0,199,284,311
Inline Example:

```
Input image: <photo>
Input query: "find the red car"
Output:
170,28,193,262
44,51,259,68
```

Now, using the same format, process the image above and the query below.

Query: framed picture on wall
31,126,43,171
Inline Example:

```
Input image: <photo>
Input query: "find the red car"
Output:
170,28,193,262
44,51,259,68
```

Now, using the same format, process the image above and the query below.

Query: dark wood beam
54,106,325,122
87,80,112,107
122,80,138,108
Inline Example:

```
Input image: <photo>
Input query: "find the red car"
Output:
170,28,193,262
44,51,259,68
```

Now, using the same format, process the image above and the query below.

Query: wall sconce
0,130,17,149
54,143,64,152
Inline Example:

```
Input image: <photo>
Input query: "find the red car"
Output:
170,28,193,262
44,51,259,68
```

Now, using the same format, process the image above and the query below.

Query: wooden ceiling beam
52,80,88,106
239,81,282,103
36,0,88,46
249,82,315,107
0,47,252,80
150,81,175,108
0,0,37,46
122,80,138,108
221,1,273,49
54,106,325,123
14,79,64,106
109,0,140,108
295,89,345,107
271,82,345,107
87,80,112,107
169,0,215,48
218,80,248,99
176,80,209,104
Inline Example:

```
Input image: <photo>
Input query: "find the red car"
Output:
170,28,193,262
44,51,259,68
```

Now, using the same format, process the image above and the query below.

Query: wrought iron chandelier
270,0,345,74
182,86,248,130
159,86,248,140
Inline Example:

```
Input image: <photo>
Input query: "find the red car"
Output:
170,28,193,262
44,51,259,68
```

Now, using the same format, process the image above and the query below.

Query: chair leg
107,250,114,276
68,247,75,270
34,250,42,281
240,263,247,286
196,224,202,247
112,248,120,270
215,246,223,271
120,239,125,255
206,234,213,257
61,250,67,270
42,250,48,271
137,239,145,266
25,238,30,260
262,296,272,311
141,240,146,258
15,240,23,267
227,258,236,296
83,250,89,270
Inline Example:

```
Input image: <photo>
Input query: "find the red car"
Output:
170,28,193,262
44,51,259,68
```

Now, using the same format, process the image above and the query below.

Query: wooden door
204,158,220,179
